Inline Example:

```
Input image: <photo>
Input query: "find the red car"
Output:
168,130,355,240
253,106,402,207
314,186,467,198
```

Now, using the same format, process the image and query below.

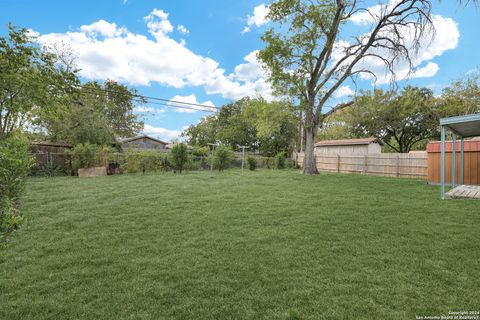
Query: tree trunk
302,123,319,175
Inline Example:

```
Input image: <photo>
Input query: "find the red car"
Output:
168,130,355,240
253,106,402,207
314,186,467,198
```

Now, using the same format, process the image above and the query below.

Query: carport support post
460,137,464,185
441,126,446,199
451,133,456,188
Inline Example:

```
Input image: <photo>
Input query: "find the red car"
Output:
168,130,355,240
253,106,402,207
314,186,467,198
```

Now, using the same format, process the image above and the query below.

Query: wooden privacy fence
427,140,480,185
296,152,428,180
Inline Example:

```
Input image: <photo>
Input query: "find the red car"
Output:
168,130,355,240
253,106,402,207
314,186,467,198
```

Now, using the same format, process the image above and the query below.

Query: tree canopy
318,76,480,153
182,97,297,156
349,87,438,153
0,24,78,138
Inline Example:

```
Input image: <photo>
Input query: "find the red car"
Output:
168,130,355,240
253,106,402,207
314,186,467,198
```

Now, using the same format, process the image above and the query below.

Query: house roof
440,113,480,138
31,141,73,148
315,137,379,147
120,135,168,145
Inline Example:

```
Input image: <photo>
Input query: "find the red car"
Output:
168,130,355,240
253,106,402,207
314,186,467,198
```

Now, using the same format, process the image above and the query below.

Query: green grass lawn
1,170,479,320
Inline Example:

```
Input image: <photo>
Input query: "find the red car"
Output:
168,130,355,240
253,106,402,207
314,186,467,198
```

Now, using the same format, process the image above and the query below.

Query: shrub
191,146,209,157
185,155,201,171
69,143,99,171
0,134,33,238
96,146,115,167
122,151,140,173
260,157,274,169
169,143,189,173
214,145,234,171
286,158,295,169
247,156,257,171
122,150,166,174
30,162,69,177
139,150,164,173
275,151,286,169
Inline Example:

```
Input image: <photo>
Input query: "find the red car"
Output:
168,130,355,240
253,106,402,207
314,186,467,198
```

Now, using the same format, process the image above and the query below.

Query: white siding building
120,136,168,151
315,138,382,155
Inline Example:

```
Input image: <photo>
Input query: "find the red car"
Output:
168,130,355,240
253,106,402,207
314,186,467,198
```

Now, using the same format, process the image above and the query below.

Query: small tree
169,143,189,173
275,152,286,169
247,156,257,171
69,143,99,171
214,145,234,171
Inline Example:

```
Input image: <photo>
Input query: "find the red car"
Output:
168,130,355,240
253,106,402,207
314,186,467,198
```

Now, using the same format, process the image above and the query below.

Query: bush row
38,143,297,176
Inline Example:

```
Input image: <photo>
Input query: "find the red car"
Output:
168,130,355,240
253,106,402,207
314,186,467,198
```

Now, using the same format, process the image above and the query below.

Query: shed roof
440,114,480,138
120,135,168,145
315,137,379,147
31,141,73,148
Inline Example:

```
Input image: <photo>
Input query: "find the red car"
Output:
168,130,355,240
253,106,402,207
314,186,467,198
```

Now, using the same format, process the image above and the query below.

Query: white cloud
350,0,403,26
466,67,480,76
167,94,216,113
134,106,155,113
335,14,458,85
80,20,126,37
145,9,174,39
36,9,272,101
134,106,166,114
213,50,273,101
232,50,263,81
412,62,439,79
143,124,182,142
333,85,355,98
243,4,269,34
177,25,189,35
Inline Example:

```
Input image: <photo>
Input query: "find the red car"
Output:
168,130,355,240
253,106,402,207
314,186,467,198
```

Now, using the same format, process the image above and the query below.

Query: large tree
350,87,438,153
182,97,297,155
438,74,480,117
0,24,78,138
46,80,144,145
183,98,257,150
258,0,434,174
244,98,298,155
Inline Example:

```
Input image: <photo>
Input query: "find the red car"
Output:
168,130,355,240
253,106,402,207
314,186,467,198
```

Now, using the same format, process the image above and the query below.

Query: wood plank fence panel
295,152,428,180
426,140,480,185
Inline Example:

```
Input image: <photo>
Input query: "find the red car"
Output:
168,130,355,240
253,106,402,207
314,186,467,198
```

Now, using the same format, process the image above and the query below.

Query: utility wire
130,98,217,113
79,86,220,112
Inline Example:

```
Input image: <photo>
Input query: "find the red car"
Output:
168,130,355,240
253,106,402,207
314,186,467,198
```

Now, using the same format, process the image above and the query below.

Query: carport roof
440,114,480,138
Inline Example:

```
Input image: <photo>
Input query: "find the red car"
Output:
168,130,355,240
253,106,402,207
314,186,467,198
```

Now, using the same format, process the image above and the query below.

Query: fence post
363,155,368,174
396,155,400,177
337,154,340,173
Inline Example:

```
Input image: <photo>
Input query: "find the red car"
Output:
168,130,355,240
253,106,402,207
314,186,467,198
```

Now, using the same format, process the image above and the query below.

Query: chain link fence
30,150,296,176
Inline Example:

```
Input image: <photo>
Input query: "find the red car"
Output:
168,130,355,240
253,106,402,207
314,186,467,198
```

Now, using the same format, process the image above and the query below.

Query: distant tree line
182,97,298,156
318,77,480,153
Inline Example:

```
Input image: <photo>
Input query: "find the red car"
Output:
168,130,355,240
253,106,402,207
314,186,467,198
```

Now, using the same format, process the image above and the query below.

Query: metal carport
440,114,480,199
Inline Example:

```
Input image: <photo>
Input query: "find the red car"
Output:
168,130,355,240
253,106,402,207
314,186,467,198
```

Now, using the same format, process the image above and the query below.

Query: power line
79,86,220,112
130,98,217,113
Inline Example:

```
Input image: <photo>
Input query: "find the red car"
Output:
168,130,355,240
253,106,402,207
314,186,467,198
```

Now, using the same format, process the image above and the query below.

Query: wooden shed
30,141,73,154
427,139,480,185
120,135,168,151
30,141,73,175
315,138,382,155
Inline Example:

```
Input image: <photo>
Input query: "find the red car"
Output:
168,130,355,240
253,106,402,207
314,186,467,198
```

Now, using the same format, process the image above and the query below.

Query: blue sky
1,0,479,141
